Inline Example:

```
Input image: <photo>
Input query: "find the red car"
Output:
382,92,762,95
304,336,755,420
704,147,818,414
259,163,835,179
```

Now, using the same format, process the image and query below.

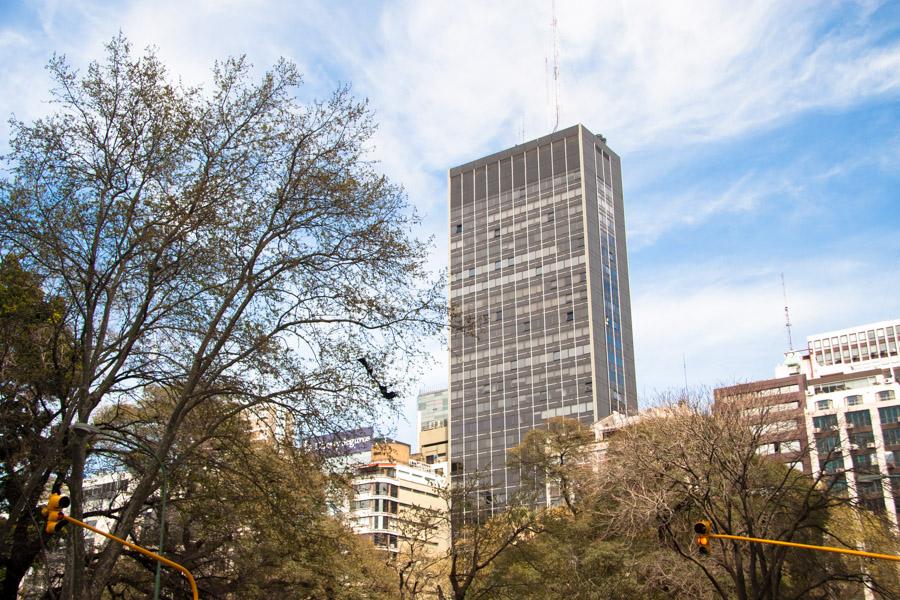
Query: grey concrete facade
448,124,637,512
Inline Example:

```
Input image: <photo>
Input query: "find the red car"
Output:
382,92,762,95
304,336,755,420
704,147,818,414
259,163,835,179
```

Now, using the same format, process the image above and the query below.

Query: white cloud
341,0,900,168
627,171,774,248
3,0,898,427
631,249,900,397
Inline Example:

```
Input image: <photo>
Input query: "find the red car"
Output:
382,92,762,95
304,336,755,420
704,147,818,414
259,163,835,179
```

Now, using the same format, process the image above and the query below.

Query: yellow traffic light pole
704,531,900,563
59,514,199,600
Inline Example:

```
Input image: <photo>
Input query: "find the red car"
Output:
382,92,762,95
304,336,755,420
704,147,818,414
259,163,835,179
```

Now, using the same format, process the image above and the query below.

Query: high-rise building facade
448,125,637,509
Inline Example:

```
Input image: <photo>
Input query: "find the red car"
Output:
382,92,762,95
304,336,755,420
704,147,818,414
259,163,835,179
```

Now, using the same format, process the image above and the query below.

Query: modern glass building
448,124,637,512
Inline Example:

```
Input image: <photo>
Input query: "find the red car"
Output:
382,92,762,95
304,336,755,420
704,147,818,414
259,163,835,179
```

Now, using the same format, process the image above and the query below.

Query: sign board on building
303,427,374,458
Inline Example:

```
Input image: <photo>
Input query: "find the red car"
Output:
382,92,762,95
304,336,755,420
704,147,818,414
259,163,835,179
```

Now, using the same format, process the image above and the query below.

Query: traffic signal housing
42,493,70,534
694,519,713,555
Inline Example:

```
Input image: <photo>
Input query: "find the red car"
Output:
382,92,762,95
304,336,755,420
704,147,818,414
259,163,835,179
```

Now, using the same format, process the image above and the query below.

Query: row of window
811,324,899,367
451,255,587,298
353,482,398,497
814,390,895,410
352,498,399,514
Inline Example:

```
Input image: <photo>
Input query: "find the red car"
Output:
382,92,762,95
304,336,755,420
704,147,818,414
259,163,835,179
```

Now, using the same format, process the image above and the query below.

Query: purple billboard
303,427,374,458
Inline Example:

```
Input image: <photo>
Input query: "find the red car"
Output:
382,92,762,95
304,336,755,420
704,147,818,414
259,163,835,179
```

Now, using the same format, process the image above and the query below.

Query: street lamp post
71,422,168,600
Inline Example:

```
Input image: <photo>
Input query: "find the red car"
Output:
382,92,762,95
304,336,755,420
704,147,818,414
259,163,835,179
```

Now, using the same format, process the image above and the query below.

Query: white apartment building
794,320,900,524
81,471,135,544
720,319,900,524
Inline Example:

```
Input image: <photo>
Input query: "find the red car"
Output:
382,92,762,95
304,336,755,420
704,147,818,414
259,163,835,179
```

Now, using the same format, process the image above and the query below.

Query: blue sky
2,0,899,446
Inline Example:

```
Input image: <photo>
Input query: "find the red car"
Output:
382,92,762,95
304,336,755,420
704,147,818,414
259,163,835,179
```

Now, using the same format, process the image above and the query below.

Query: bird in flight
357,357,399,400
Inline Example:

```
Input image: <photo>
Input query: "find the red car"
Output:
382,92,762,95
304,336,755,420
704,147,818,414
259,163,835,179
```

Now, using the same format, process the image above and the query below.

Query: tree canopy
1,34,443,599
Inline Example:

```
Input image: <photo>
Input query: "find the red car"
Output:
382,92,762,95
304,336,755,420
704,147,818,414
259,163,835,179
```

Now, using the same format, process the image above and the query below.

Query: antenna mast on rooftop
551,0,561,132
781,273,794,351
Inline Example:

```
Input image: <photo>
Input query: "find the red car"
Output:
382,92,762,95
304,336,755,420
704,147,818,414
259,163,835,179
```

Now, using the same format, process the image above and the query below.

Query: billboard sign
303,427,374,458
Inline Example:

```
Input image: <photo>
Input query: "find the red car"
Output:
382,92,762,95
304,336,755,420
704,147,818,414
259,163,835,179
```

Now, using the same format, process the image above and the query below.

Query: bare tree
438,477,540,600
597,392,898,600
506,416,596,515
392,500,450,600
0,35,443,599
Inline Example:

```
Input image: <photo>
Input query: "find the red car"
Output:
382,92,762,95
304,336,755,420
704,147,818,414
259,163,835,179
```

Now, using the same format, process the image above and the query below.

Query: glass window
846,395,862,406
816,434,839,454
815,399,832,410
853,453,875,468
850,431,874,447
456,224,463,234
813,414,838,430
822,458,843,473
880,406,900,424
845,410,872,427
883,428,900,446
878,390,896,402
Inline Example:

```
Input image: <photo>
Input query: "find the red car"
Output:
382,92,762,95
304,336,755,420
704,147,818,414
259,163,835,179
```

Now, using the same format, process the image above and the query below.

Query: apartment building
716,319,900,523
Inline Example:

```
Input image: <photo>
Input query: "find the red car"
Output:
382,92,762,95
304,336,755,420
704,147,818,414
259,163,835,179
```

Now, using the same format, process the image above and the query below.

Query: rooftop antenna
550,0,561,132
682,354,689,393
781,273,794,351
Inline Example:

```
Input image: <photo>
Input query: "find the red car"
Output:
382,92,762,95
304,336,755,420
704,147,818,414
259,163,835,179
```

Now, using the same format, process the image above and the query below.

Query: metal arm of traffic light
60,514,199,600
705,531,900,563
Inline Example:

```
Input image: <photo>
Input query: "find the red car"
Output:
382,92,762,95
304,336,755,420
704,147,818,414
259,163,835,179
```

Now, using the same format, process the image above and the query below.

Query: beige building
417,388,448,465
347,440,450,555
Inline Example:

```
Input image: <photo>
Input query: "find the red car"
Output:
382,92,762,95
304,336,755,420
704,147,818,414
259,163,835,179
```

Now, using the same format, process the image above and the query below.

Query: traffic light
694,519,712,555
42,493,70,534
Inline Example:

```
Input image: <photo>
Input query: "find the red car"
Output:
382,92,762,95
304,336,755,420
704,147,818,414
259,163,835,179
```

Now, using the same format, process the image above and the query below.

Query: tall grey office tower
448,124,636,511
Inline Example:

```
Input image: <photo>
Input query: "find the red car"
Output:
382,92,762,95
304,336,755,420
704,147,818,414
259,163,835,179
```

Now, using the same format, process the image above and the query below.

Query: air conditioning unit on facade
846,423,855,429
867,442,877,449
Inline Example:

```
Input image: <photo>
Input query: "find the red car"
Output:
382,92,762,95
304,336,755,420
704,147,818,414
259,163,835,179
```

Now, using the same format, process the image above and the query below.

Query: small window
455,224,463,234
566,311,574,322
495,260,501,271
815,399,833,411
495,310,502,322
468,268,475,278
878,390,896,402
493,227,501,238
846,395,863,407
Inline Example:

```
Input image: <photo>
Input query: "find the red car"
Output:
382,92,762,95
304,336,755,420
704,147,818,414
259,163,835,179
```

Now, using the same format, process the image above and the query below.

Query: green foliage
1,32,443,598
482,401,900,600
94,399,395,599
0,255,77,598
